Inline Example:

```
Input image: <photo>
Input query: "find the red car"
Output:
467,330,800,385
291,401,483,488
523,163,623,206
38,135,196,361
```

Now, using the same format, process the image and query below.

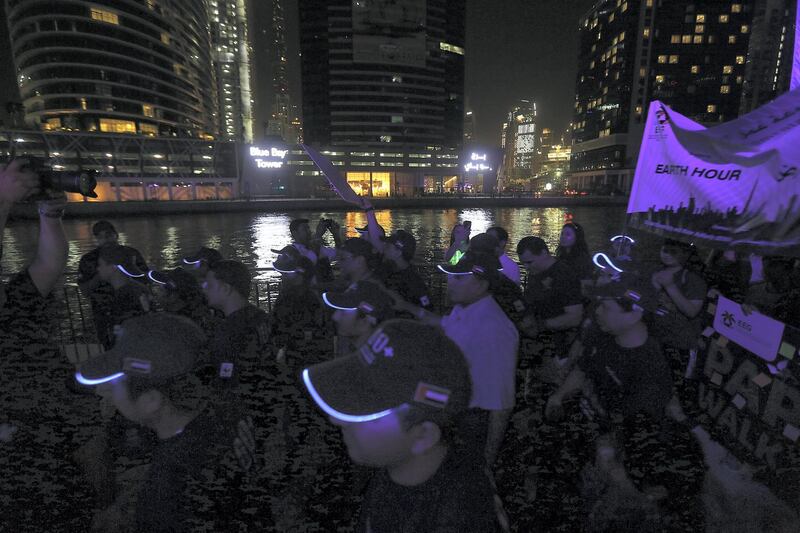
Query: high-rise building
297,0,466,197
463,109,476,143
264,0,293,141
208,0,253,142
299,0,465,151
5,0,218,138
500,99,537,184
569,0,797,194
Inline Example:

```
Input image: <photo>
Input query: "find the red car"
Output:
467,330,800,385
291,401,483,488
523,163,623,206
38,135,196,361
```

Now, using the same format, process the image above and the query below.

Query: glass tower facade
5,0,217,138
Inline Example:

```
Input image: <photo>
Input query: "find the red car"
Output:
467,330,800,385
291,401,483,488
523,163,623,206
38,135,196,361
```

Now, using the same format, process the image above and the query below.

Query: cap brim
302,355,399,422
75,350,125,386
322,291,358,311
436,263,472,276
116,264,145,278
148,270,169,285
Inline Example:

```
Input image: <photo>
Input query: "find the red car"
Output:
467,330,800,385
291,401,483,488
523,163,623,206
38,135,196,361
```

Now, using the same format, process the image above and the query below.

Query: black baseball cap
182,246,223,267
587,273,666,316
437,250,502,277
272,245,314,276
467,233,500,255
302,319,471,423
99,244,145,278
208,260,252,298
290,218,310,234
75,313,206,386
147,267,199,294
384,230,416,260
322,280,396,324
339,237,379,259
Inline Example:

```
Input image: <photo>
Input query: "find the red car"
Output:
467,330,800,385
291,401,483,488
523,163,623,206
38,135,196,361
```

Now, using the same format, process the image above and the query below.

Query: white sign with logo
713,295,785,362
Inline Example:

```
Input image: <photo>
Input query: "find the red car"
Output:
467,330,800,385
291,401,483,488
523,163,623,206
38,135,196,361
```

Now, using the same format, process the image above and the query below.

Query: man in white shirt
394,251,519,466
488,226,520,286
290,218,338,264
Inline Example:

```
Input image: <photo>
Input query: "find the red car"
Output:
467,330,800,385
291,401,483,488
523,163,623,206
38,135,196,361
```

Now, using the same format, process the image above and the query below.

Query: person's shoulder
429,456,500,531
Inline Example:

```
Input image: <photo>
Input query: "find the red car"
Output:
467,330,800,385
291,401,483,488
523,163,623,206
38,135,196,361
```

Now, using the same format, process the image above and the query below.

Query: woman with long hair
556,222,593,283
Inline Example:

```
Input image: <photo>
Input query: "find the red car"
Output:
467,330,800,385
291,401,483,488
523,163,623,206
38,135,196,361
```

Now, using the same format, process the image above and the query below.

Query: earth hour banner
627,89,800,256
696,296,800,504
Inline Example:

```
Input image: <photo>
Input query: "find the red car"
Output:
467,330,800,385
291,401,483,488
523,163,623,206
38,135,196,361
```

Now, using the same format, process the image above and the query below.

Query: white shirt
499,253,521,286
292,242,336,264
441,295,518,410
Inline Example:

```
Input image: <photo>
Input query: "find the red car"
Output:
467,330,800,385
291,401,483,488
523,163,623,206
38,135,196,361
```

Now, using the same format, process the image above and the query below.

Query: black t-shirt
489,274,526,326
578,334,673,421
136,407,255,533
357,450,501,533
108,281,151,336
270,284,326,366
380,262,432,309
208,304,270,387
524,259,583,321
652,268,707,349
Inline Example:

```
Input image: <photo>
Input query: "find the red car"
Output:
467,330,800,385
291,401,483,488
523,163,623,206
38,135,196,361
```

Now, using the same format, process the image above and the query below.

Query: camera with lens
21,157,98,200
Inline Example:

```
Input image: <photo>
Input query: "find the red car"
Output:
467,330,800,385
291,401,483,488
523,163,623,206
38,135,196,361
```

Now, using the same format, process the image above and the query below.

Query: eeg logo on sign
713,296,784,362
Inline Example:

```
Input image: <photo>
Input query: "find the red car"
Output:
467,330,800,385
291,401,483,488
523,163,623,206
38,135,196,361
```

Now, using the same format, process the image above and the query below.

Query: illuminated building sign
464,152,492,172
250,146,288,169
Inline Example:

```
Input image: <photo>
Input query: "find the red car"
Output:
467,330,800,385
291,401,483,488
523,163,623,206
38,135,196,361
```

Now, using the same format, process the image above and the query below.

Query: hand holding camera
0,158,39,204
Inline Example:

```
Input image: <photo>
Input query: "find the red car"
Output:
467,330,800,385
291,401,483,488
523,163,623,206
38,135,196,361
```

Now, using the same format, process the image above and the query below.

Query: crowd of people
2,158,800,532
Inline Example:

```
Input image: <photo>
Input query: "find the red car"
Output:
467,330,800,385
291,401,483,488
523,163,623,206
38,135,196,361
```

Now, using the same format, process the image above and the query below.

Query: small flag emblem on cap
414,382,451,409
123,358,152,375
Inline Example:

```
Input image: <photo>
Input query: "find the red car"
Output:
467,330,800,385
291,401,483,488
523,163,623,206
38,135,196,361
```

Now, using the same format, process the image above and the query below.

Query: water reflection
1,206,628,274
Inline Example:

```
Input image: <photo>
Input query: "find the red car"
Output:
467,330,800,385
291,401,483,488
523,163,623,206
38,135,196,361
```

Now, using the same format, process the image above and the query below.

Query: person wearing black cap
468,232,526,326
181,246,223,278
302,319,506,532
96,244,152,347
78,221,148,346
148,267,216,331
544,276,705,531
75,314,256,532
378,229,432,312
323,279,396,357
487,226,520,286
270,246,326,367
394,251,518,467
336,237,382,286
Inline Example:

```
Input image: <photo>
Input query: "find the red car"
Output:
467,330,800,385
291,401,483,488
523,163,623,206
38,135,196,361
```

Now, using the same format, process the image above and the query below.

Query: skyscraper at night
5,0,218,138
208,0,253,142
569,0,797,193
299,0,465,151
500,99,537,184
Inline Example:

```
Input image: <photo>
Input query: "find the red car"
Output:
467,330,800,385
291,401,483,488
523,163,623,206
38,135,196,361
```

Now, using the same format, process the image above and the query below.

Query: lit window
671,34,681,43
439,42,464,55
696,14,706,23
80,97,87,110
732,4,742,13
682,35,692,44
695,24,705,33
640,67,646,77
90,7,119,24
669,55,679,64
146,0,156,9
720,85,730,94
619,31,625,41
719,14,729,23
736,55,745,64
99,118,136,134
646,0,653,6
655,74,665,83
140,123,158,136
693,35,703,44
658,55,667,63
691,65,699,74
729,35,737,44
707,104,717,113
723,65,733,74
635,105,643,114
142,104,154,117
621,1,628,12
161,33,170,44
43,117,62,131
741,25,749,33
643,27,650,38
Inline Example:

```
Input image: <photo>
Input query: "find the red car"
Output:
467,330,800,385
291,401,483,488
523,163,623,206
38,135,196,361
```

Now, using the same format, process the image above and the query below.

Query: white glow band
75,371,125,386
147,271,167,285
182,258,202,266
593,252,624,273
610,235,635,243
322,292,358,311
302,369,395,423
117,265,144,278
436,264,473,276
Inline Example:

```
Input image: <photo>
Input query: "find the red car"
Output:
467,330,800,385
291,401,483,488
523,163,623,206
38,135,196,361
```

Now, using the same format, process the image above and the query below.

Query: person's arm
544,366,586,421
393,294,442,327
662,282,703,318
444,224,469,263
327,219,343,248
357,197,384,250
27,197,69,297
0,158,39,245
484,408,511,466
543,303,583,330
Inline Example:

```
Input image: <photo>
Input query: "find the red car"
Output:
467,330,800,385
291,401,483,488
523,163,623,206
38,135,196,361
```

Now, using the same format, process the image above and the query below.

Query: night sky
0,0,597,146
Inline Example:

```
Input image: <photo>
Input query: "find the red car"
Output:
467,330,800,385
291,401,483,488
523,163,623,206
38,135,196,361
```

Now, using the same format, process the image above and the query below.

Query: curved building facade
6,0,218,138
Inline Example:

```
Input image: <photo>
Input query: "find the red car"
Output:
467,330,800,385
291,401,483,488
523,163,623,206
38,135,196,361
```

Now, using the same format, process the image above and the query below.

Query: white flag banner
627,89,800,255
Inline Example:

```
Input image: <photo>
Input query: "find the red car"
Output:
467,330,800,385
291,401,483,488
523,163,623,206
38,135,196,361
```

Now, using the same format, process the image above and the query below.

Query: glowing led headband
302,369,396,423
274,266,303,274
74,371,125,386
117,265,144,278
147,271,167,285
610,235,635,244
182,258,202,266
593,252,624,273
